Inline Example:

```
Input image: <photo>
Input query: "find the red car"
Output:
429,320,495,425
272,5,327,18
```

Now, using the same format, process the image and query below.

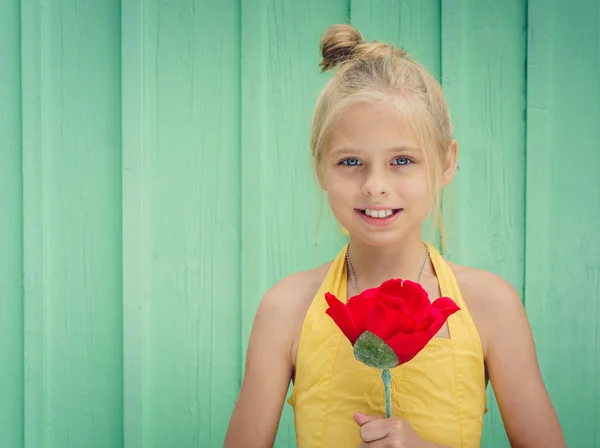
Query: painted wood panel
128,0,242,446
20,1,124,447
0,1,24,447
526,1,600,446
0,0,598,447
121,1,145,445
351,0,441,77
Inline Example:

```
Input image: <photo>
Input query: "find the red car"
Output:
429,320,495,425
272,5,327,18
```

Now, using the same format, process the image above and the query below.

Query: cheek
395,173,434,210
405,179,431,199
322,170,353,199
395,171,429,193
327,184,354,209
323,178,358,220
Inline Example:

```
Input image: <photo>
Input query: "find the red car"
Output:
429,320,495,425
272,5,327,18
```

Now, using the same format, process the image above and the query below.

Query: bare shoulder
259,261,332,321
445,261,526,356
252,260,331,358
444,260,566,446
446,260,522,305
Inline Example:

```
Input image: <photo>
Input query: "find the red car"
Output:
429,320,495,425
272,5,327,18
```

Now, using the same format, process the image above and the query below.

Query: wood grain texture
0,1,24,447
21,0,46,446
121,0,146,446
240,1,350,446
140,0,241,446
21,1,124,446
441,1,527,446
526,1,600,445
350,0,441,78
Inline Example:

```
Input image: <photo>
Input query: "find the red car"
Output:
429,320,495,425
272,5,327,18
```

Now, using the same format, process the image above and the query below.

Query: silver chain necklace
345,242,429,296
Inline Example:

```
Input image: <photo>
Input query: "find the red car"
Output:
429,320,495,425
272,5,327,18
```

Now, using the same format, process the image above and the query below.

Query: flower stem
382,369,392,418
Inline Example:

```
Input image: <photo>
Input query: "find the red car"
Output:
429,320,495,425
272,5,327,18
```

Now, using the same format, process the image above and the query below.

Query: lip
357,206,398,210
354,208,402,227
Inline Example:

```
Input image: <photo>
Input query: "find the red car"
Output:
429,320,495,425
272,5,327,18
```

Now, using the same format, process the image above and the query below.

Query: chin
343,219,425,247
345,227,407,247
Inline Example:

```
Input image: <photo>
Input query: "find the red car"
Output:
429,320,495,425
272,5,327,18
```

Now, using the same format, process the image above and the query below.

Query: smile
358,208,401,218
354,208,402,227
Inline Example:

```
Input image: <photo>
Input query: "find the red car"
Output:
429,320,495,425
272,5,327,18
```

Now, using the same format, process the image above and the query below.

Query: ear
440,139,458,188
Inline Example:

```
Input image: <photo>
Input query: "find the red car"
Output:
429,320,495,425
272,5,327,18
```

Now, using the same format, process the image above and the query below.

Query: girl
224,24,565,448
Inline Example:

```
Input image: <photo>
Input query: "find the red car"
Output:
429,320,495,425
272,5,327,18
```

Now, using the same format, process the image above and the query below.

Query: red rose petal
346,293,371,335
366,301,414,340
356,286,381,302
324,292,362,344
430,296,461,317
384,330,436,364
377,279,406,312
398,280,432,320
385,297,460,364
379,279,430,321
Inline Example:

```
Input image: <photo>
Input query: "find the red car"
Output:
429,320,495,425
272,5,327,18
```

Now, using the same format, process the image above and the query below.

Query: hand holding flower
354,412,448,448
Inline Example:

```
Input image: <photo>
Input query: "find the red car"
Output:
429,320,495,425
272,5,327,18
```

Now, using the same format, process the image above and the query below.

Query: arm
223,282,295,448
482,275,566,448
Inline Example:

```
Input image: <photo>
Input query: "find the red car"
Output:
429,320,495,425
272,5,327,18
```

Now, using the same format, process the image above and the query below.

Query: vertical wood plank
0,1,24,447
21,0,45,445
122,0,146,446
140,0,241,446
240,0,350,445
441,1,527,445
22,1,124,446
526,1,600,445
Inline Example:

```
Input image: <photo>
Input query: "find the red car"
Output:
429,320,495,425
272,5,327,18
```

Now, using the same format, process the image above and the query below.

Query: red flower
325,278,460,367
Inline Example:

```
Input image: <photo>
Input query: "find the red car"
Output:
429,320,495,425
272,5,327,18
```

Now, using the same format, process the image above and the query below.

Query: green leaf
353,331,399,370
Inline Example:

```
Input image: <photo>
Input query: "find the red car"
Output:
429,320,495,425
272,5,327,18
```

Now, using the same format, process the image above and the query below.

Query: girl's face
319,99,439,247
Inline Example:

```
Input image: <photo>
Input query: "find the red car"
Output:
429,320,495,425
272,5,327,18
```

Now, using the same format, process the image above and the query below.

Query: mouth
356,208,402,219
354,208,403,227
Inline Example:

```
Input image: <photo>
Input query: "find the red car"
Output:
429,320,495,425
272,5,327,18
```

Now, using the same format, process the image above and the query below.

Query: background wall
1,0,598,447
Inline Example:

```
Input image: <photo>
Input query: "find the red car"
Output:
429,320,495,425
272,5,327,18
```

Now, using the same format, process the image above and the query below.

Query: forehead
325,99,421,156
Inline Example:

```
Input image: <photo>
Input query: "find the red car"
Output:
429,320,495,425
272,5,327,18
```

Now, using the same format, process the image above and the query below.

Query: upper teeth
364,209,394,218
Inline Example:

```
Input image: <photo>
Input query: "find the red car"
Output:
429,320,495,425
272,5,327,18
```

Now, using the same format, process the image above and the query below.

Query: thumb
353,412,384,426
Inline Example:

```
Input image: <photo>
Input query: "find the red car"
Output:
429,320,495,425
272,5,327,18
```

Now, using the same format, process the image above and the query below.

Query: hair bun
319,24,364,72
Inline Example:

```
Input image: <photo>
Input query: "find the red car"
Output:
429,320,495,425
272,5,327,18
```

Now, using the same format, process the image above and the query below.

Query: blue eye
393,157,413,166
341,158,361,166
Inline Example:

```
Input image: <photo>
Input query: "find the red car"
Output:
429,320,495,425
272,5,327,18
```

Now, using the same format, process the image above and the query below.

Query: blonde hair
311,24,455,251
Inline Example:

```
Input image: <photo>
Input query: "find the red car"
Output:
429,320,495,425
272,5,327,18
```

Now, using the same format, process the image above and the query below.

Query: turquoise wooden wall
1,0,598,447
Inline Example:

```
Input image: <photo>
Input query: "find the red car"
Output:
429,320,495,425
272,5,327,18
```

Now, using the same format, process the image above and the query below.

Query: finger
359,441,387,448
353,412,385,426
358,419,391,443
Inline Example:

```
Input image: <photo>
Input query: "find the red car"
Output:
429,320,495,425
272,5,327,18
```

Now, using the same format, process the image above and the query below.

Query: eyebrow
330,146,421,158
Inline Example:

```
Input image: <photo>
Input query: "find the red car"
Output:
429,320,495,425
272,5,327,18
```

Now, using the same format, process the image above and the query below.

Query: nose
361,168,389,196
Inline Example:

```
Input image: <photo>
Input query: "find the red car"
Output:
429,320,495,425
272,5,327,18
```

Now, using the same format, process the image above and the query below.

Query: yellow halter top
287,242,486,447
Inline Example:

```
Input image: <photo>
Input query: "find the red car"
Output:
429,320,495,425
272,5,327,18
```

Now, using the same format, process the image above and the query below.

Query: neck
346,233,429,292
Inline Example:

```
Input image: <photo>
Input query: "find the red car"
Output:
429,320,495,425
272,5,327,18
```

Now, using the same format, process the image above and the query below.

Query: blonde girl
224,24,565,448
